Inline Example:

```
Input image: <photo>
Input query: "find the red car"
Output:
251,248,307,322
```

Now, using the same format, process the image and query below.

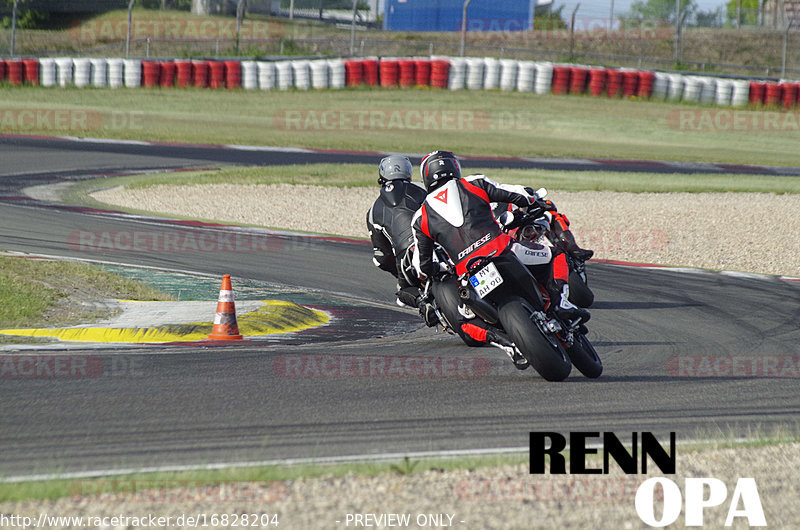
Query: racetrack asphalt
0,135,799,477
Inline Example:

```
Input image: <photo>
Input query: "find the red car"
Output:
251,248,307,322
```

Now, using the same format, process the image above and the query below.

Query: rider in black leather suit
366,155,437,323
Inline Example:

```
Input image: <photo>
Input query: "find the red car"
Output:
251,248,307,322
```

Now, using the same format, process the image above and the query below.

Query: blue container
383,0,535,32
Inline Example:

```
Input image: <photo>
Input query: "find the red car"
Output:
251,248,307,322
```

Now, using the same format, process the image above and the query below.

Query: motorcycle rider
411,151,590,357
366,155,439,325
494,200,594,262
549,209,594,262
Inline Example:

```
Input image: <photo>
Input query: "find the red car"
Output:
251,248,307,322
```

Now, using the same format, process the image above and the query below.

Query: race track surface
1,136,799,477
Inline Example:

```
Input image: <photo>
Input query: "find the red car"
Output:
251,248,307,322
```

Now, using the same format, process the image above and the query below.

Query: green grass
0,260,56,328
2,88,800,166
0,453,528,503
76,164,800,199
0,256,173,329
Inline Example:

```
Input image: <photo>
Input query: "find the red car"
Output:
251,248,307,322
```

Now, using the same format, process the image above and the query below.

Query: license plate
469,262,504,299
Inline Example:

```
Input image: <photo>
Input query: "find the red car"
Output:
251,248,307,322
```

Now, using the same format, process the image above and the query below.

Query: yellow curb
0,300,329,343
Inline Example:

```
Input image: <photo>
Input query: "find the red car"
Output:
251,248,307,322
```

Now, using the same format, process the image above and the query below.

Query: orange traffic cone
208,274,244,340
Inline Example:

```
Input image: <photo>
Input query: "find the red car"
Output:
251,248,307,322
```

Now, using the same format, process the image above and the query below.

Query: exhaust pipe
458,286,499,325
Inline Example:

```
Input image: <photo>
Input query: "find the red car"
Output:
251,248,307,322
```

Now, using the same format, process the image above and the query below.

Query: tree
1,0,47,30
725,0,759,26
692,6,723,27
627,0,697,25
533,5,568,30
693,7,723,27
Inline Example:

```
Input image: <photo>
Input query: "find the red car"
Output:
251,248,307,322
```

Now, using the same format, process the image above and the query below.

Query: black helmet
420,150,461,192
378,155,413,185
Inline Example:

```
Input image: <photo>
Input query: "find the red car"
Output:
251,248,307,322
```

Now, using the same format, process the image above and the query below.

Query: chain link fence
2,2,800,79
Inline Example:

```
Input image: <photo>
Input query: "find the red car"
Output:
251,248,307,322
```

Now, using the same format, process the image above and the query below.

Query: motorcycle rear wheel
568,269,594,308
498,298,571,381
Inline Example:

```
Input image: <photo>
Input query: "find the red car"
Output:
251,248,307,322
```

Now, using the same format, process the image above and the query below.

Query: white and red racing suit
411,175,574,344
411,174,540,278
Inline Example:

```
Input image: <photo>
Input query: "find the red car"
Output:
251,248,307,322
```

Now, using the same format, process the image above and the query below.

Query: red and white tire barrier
6,55,800,111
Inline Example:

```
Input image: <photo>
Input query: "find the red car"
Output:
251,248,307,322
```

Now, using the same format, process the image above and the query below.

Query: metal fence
4,33,798,79
2,5,800,79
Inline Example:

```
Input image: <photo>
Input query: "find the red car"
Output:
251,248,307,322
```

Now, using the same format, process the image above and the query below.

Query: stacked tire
3,54,791,114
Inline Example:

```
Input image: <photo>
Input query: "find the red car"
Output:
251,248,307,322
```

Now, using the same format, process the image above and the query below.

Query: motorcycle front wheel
565,332,602,379
498,298,571,381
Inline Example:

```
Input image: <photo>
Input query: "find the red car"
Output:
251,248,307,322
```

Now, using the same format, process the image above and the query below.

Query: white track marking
0,438,763,483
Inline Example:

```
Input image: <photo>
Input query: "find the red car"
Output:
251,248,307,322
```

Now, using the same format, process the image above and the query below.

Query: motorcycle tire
434,281,484,348
498,298,571,381
568,269,594,308
565,332,603,379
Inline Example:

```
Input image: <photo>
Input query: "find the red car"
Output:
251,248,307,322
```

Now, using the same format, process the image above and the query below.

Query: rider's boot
395,284,439,327
552,281,591,323
395,285,419,309
558,230,594,262
418,299,441,328
485,330,529,370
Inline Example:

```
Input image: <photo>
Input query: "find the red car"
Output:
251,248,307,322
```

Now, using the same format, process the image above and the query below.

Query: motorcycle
425,190,602,381
495,190,594,308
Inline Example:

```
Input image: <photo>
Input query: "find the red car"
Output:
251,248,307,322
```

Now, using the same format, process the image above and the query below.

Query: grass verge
2,87,800,166
72,164,800,199
0,256,173,342
0,454,528,503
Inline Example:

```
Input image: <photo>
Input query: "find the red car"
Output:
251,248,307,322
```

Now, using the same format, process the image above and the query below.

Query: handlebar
502,199,554,231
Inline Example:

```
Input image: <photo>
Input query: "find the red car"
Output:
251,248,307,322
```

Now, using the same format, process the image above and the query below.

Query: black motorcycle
427,201,602,381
